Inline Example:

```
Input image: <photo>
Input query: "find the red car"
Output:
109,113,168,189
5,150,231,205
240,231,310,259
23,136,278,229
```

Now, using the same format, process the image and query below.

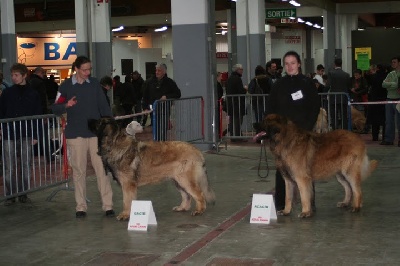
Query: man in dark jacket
327,58,352,129
0,63,42,205
29,67,48,114
142,63,181,141
131,71,144,124
226,64,247,141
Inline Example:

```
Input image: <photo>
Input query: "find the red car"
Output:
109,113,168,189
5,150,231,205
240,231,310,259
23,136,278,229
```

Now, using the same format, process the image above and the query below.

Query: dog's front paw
191,210,204,216
351,207,361,213
298,211,312,218
172,206,190,212
277,210,290,216
336,202,350,208
116,212,130,221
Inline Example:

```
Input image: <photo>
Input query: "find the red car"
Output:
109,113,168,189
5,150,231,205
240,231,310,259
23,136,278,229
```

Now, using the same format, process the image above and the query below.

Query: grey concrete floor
0,136,399,266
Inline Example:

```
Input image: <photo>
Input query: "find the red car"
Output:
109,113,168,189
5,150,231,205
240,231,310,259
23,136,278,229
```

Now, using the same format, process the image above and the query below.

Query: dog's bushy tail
199,165,216,205
361,155,378,180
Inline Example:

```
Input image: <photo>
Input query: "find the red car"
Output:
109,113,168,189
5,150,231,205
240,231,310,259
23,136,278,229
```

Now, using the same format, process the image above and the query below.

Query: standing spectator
0,70,12,96
314,64,325,85
367,64,387,141
0,63,42,205
381,56,400,146
248,65,271,124
28,67,49,114
142,63,181,141
327,58,352,129
265,51,320,212
265,61,279,84
45,74,59,107
100,75,113,106
120,75,136,127
112,75,124,115
350,68,370,129
216,72,224,137
226,63,247,142
51,55,115,218
131,71,144,124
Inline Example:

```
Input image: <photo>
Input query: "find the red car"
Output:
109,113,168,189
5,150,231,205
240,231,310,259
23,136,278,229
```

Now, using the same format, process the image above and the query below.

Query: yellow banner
355,47,372,60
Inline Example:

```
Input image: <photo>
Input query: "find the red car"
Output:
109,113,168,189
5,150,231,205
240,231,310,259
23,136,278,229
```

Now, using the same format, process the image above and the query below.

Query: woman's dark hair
74,56,91,69
283,50,301,64
10,63,28,76
353,69,362,75
254,65,266,76
100,76,113,87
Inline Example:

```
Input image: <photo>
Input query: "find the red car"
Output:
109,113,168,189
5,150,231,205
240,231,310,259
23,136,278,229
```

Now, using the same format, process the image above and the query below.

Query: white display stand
250,194,277,224
127,200,157,231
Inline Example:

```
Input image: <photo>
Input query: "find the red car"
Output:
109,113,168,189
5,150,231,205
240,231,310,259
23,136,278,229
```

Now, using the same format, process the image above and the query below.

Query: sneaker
4,197,16,206
76,211,87,218
18,195,28,203
105,210,115,217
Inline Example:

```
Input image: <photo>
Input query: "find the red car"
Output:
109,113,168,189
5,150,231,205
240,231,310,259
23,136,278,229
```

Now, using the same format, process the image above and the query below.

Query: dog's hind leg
344,171,363,212
336,173,352,208
172,180,192,212
296,177,314,218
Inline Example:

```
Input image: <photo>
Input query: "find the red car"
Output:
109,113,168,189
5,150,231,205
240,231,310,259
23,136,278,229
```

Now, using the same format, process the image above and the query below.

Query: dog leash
257,139,270,179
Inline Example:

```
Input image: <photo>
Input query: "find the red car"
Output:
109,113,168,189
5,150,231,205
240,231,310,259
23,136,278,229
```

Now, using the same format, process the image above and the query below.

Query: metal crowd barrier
152,97,204,142
1,114,65,203
219,92,352,143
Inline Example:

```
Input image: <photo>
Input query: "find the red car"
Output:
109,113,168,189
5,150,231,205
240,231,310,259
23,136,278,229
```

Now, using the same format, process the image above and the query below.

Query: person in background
327,58,352,130
51,55,115,219
131,71,144,124
265,61,279,84
28,67,49,115
265,50,320,213
248,65,271,124
0,70,12,96
120,75,136,127
46,74,59,107
142,63,181,141
100,75,113,106
226,63,247,142
0,63,42,205
381,55,400,146
216,72,224,138
314,64,325,85
112,75,124,116
367,64,387,141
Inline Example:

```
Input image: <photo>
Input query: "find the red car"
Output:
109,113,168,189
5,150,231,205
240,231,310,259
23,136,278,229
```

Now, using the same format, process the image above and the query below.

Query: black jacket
226,71,246,116
142,74,181,109
266,74,320,131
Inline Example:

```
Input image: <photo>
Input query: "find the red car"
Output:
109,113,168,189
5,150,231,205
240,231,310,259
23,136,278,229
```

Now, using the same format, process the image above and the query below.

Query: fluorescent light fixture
289,17,295,20
358,28,365,31
289,0,301,7
313,24,321,29
154,26,168,32
321,27,324,30
305,21,313,26
297,18,304,23
222,30,227,35
231,0,237,2
112,26,124,32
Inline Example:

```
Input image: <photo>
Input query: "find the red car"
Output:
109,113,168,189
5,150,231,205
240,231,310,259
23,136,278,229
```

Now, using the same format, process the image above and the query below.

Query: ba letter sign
45,42,76,60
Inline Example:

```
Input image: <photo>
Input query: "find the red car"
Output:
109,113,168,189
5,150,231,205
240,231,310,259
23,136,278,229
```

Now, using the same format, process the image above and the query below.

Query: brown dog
89,117,216,221
261,114,378,218
351,106,366,132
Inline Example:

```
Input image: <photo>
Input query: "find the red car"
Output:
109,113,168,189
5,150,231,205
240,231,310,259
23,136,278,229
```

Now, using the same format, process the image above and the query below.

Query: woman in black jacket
266,51,321,211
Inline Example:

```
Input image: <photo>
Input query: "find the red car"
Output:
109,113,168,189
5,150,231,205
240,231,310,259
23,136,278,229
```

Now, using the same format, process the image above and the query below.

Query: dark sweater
266,74,320,131
51,77,112,139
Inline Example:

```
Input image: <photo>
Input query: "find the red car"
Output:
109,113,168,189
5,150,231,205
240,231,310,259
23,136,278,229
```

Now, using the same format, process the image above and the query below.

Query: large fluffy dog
88,117,215,221
258,114,378,218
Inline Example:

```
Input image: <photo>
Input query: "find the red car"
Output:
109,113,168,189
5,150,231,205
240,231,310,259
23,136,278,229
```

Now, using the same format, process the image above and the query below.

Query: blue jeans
383,102,400,142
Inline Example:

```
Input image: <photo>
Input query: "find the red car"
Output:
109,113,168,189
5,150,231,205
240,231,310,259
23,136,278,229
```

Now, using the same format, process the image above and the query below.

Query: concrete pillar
1,0,16,80
227,7,237,73
236,0,266,84
171,0,215,149
304,28,314,75
323,10,336,71
338,14,358,73
74,0,112,78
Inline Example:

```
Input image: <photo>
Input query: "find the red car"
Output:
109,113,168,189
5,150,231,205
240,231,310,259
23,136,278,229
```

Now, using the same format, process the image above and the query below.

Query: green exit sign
266,8,296,19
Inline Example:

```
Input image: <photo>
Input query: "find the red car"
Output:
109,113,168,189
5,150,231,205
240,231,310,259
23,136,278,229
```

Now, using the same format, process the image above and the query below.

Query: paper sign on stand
250,194,277,224
127,200,157,231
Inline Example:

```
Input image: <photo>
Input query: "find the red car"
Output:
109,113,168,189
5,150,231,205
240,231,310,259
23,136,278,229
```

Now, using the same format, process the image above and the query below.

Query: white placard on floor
127,200,157,231
250,194,277,224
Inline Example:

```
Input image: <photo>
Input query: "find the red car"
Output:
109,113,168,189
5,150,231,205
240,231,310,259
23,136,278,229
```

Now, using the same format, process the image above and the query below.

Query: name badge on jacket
291,90,303,101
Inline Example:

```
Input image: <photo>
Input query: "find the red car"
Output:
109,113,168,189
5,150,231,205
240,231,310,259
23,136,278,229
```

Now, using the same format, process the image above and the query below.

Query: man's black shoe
380,141,394,145
4,197,16,206
105,210,115,217
76,211,87,218
18,195,28,203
